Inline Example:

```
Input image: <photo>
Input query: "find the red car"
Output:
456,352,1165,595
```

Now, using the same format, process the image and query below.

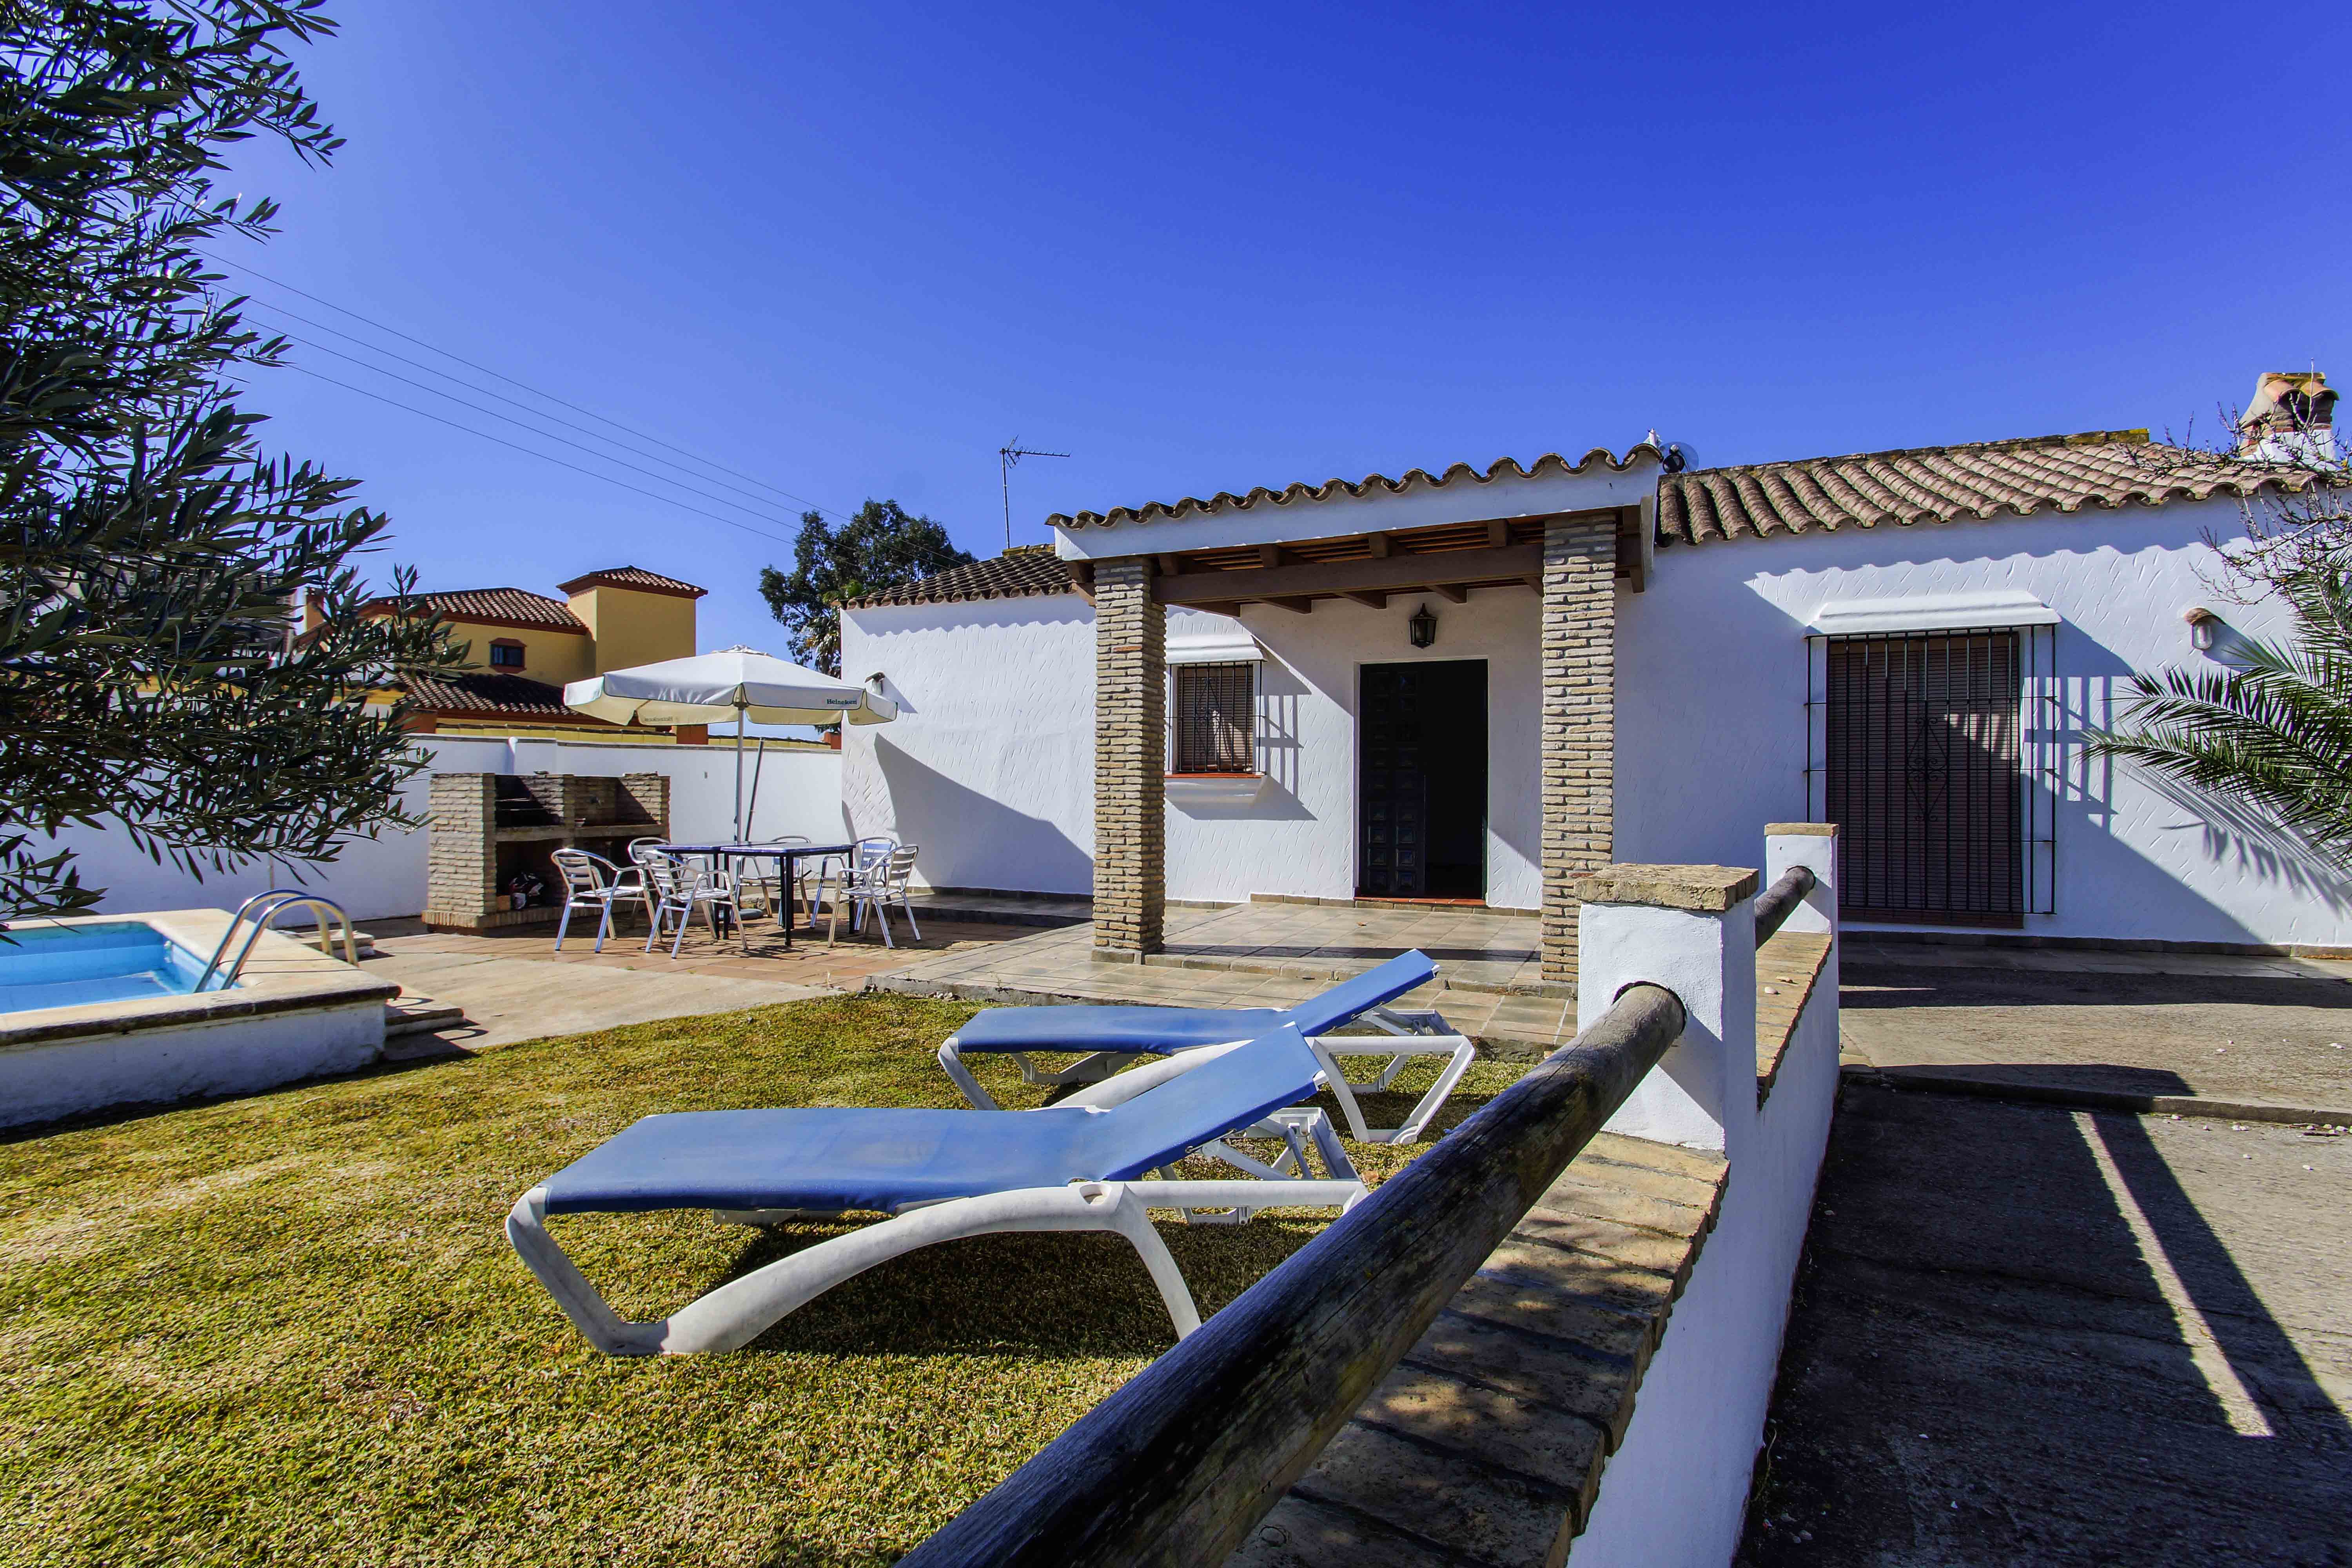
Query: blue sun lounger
507,1022,1365,1356
936,950,1475,1145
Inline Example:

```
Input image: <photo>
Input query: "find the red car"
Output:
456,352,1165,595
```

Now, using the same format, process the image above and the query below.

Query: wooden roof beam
1153,543,1541,608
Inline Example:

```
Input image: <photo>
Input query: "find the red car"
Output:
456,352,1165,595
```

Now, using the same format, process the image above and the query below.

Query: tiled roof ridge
1659,430,2317,547
555,565,707,598
842,546,1074,610
367,586,589,631
1684,427,2149,479
1048,443,1669,530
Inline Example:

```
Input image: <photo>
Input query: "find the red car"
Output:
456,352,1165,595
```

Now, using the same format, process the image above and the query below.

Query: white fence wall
19,737,845,924
1573,834,1843,1566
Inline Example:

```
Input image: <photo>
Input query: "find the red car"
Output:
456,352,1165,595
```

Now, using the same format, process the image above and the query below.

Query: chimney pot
2236,370,2337,463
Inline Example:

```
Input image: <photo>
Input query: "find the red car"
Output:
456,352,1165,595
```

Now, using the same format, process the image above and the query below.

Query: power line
199,247,848,519
274,365,796,546
240,308,808,531
238,300,812,525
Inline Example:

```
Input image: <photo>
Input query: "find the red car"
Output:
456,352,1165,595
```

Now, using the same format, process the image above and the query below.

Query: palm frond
2086,563,2352,867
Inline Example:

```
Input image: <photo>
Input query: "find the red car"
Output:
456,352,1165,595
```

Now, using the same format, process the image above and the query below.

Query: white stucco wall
1614,495,2351,948
1173,594,1542,908
24,737,843,923
843,488,2345,948
843,596,1100,894
842,590,1545,906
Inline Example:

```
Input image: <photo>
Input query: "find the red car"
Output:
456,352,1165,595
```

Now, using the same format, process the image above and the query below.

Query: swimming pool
0,910,394,1129
0,921,217,1013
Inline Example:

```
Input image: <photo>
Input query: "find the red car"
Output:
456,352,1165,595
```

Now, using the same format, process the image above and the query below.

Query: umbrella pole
734,704,746,841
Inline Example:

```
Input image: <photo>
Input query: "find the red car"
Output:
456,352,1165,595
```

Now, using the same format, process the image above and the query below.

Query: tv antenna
998,438,1070,551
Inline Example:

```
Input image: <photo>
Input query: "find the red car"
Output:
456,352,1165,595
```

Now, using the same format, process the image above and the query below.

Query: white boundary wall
22,737,844,923
1572,833,1843,1566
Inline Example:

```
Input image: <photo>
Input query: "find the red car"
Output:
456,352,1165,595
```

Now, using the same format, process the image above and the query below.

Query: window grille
1172,662,1255,773
1805,626,2055,925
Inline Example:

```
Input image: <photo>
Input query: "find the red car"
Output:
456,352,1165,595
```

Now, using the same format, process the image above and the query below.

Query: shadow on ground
1737,1085,2351,1567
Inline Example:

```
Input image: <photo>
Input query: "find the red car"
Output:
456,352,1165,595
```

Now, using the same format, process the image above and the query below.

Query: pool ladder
193,891,361,994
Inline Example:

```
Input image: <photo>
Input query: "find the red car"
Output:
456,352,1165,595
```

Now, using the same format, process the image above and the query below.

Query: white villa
841,374,2344,977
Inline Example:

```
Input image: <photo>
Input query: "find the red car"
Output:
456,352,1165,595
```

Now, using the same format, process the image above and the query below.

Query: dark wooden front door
1359,661,1487,900
1826,631,2024,926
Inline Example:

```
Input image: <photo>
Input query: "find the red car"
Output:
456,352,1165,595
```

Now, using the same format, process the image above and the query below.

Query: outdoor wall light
2182,606,2223,653
1408,603,1437,648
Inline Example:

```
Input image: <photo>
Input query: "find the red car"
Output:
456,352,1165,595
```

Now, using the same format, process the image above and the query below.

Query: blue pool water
0,922,213,1013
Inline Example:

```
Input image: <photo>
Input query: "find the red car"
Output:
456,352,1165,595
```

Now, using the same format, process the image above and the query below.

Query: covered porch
1053,444,1668,986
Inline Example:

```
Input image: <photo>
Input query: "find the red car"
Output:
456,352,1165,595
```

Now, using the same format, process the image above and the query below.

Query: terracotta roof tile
555,565,707,598
396,671,583,718
367,587,587,631
1048,444,1668,530
845,545,1074,609
1658,430,2315,546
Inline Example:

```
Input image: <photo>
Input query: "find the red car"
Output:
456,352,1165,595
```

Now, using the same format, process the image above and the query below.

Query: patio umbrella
564,646,896,838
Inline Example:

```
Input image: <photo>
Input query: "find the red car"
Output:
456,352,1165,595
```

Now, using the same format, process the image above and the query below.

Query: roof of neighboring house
365,587,588,632
395,671,588,718
1657,429,2317,547
845,545,1074,608
1047,445,1669,531
555,565,708,598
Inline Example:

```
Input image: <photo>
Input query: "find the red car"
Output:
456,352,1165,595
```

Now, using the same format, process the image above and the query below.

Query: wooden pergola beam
1153,543,1541,608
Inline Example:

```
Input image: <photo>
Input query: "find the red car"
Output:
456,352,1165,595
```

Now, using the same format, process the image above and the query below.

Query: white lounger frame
508,1045,1367,1356
938,1005,1478,1145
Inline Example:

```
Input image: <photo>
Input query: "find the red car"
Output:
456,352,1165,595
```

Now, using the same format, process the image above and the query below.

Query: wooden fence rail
1752,863,1818,945
898,981,1690,1568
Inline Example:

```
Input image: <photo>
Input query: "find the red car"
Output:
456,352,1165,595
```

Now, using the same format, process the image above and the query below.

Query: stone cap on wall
1571,864,1759,912
1762,822,1839,837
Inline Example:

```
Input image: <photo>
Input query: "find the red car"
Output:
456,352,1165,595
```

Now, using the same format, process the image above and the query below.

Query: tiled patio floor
366,910,1042,1049
869,900,1579,1056
377,911,1038,989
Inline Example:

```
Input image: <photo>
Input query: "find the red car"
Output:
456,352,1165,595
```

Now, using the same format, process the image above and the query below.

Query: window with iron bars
1171,662,1256,773
1807,627,2056,925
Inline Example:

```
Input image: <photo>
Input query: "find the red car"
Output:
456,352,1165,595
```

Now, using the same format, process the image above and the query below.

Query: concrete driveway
1838,943,2352,1122
1740,950,2352,1567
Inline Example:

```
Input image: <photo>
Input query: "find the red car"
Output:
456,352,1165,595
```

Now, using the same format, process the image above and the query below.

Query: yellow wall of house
445,622,596,684
568,585,699,674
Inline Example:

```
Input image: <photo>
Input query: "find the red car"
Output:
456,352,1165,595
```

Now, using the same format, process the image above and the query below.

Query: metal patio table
649,842,855,950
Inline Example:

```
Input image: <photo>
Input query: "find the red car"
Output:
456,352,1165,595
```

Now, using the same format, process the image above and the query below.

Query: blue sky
218,1,2351,657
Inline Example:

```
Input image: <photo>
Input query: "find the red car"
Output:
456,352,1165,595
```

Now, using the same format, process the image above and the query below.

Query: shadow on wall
872,737,1092,894
2134,768,2352,917
2052,626,2351,935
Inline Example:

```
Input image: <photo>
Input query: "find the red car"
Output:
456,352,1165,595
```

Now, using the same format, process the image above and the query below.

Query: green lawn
0,993,1520,1567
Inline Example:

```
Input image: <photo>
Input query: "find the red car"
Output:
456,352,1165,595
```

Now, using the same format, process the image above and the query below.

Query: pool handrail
194,891,360,993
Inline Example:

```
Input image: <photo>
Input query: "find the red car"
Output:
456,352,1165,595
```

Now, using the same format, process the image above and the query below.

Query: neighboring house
841,376,2343,964
343,566,711,741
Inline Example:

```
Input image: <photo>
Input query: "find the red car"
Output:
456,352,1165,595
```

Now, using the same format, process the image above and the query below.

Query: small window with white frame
1171,661,1256,774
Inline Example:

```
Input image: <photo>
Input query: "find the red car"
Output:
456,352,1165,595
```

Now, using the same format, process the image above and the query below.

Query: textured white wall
842,597,1100,894
1178,593,1542,908
842,590,1545,906
24,737,843,923
1615,496,2351,948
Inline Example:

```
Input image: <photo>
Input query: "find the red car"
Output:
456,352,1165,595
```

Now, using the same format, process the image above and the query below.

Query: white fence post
1763,822,1838,936
1573,864,1760,1156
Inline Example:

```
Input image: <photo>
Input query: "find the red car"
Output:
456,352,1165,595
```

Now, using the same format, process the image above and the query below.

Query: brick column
1540,516,1618,984
1092,556,1165,960
425,773,496,930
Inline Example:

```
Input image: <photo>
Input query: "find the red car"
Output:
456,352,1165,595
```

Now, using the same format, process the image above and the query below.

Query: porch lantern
1408,603,1437,649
